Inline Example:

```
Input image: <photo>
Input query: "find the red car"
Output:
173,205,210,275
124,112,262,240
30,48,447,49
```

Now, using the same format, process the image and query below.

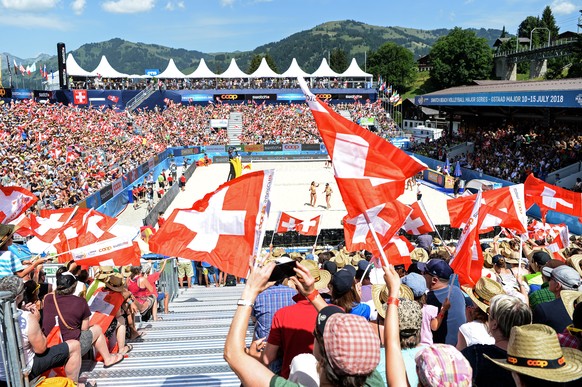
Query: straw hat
462,277,506,313
95,266,115,281
560,290,582,319
103,272,126,292
121,265,132,278
289,252,303,261
486,324,582,383
411,247,429,263
331,252,348,268
567,255,582,277
372,284,414,318
271,247,287,258
0,224,16,248
433,238,443,246
300,259,331,290
483,248,494,269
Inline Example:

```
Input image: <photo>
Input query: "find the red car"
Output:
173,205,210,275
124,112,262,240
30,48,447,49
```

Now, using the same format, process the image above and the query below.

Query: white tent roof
89,55,128,78
66,54,92,77
157,58,187,79
310,58,340,78
219,58,248,78
186,58,217,78
281,58,310,78
341,58,372,78
249,58,280,78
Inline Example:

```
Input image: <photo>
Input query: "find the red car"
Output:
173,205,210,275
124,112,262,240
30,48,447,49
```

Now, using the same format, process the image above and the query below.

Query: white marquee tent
186,58,218,78
157,58,187,79
341,58,372,78
280,58,310,78
310,58,341,78
219,58,249,79
89,55,128,78
249,58,279,78
66,54,92,77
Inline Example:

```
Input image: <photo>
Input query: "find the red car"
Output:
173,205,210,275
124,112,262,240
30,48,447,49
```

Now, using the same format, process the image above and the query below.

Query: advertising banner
205,145,226,152
209,119,229,128
99,184,114,203
147,158,155,170
264,144,283,151
0,87,12,99
301,144,321,151
112,178,124,196
12,88,33,100
244,144,265,152
34,90,52,101
181,147,201,155
215,93,243,101
282,144,301,152
249,94,277,101
141,162,149,174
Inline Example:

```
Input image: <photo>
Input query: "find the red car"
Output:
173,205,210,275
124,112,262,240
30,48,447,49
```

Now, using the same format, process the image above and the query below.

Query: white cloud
0,13,69,30
1,0,59,11
219,0,235,7
102,0,155,14
165,1,184,11
551,0,577,15
71,0,85,14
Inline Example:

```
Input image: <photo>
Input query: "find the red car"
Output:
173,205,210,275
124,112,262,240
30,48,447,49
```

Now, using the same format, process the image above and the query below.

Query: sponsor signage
426,171,444,186
301,144,321,151
141,162,149,174
112,178,124,196
99,184,114,203
181,147,201,155
243,144,264,152
416,90,582,108
344,94,369,100
215,93,243,101
127,169,139,185
209,119,229,128
34,90,52,100
250,94,277,101
264,144,283,151
277,93,306,102
12,88,33,100
205,145,226,152
0,87,12,98
282,144,301,152
145,69,159,76
147,158,155,170
320,144,328,153
181,93,213,102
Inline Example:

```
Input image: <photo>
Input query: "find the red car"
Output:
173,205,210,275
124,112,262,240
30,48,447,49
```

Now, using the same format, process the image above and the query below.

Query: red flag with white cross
524,174,582,222
276,212,321,236
298,78,426,218
0,186,38,224
149,170,274,278
402,201,434,235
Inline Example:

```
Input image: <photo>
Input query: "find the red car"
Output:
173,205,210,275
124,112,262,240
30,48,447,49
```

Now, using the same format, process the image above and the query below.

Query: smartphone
268,258,297,282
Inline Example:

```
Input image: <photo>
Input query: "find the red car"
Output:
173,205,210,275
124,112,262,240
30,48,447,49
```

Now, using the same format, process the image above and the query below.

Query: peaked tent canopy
89,55,129,78
281,58,310,78
341,58,372,78
157,58,187,79
249,58,280,78
66,54,92,77
310,58,340,78
219,58,248,79
186,58,218,78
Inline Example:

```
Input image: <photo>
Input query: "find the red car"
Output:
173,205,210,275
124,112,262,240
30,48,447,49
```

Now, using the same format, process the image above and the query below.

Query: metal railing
0,291,29,387
125,83,157,112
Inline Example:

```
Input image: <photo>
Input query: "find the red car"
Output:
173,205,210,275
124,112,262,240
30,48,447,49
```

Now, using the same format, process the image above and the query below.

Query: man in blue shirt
0,225,46,279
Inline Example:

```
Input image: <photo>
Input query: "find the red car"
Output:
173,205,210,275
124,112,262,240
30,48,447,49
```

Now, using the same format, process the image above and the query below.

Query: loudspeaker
57,42,68,90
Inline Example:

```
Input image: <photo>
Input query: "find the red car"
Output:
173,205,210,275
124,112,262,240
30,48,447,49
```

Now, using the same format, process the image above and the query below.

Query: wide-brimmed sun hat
411,247,429,263
567,254,582,277
0,224,16,248
300,259,331,290
103,272,126,292
486,324,582,383
372,284,414,318
560,290,582,319
462,276,506,313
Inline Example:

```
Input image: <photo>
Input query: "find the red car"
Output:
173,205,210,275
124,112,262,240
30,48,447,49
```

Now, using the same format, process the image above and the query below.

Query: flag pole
363,212,390,267
311,213,323,257
418,196,445,242
270,211,282,246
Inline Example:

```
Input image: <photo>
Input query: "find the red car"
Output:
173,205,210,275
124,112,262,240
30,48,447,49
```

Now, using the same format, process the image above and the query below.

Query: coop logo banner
282,144,301,152
215,94,242,101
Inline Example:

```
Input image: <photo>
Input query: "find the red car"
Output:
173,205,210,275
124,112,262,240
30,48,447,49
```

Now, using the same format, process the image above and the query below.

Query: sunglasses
566,325,582,336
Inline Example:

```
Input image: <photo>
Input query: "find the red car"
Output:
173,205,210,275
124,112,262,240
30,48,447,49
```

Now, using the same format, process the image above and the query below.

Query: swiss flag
71,238,141,267
450,191,483,287
73,89,88,105
276,212,321,236
447,184,527,234
298,78,426,217
402,201,434,235
89,289,125,356
524,174,582,222
107,95,120,103
149,170,274,278
342,201,412,258
49,147,62,160
66,151,78,164
0,186,38,224
30,208,76,243
9,214,33,237
383,235,414,269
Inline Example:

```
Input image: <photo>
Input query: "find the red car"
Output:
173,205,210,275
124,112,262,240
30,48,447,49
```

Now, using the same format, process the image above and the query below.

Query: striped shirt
252,285,297,340
0,250,25,279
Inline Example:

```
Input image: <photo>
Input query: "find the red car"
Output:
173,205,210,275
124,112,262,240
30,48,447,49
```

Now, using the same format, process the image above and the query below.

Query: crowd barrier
0,291,29,387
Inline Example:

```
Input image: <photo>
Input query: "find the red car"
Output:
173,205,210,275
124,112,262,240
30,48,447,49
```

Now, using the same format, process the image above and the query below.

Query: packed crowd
223,234,582,386
0,99,391,209
410,123,582,184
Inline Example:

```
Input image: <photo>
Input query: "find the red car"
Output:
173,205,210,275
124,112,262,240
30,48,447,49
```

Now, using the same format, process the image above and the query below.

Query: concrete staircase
125,84,157,113
227,113,243,145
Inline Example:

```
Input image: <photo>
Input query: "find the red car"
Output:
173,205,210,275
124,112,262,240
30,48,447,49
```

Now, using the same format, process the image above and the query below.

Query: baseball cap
417,259,453,280
321,312,380,376
356,260,371,280
532,250,551,266
415,344,472,387
401,273,427,298
331,265,356,296
315,305,345,337
322,260,338,275
56,272,77,290
542,266,581,290
398,299,422,335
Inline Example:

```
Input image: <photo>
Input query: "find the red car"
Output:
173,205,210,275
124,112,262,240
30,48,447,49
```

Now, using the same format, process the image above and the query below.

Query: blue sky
1,0,580,59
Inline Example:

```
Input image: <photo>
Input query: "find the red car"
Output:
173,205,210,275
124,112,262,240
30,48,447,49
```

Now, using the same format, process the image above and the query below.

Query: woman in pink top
127,266,159,321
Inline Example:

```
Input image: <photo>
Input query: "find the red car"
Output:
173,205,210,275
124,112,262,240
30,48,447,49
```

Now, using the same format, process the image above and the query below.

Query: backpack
225,274,237,287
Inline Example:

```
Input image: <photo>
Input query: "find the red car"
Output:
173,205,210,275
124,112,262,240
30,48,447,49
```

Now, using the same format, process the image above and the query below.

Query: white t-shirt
459,320,494,347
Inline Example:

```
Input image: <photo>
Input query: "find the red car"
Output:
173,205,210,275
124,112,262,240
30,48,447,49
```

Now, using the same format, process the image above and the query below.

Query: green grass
403,71,432,99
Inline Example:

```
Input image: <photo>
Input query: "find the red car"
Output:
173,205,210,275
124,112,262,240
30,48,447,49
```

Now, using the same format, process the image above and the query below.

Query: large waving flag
30,208,77,243
450,191,483,287
402,201,434,235
343,201,412,257
70,237,141,267
0,186,38,224
276,212,321,236
298,78,426,217
447,184,527,234
383,235,414,269
524,174,582,222
149,170,274,278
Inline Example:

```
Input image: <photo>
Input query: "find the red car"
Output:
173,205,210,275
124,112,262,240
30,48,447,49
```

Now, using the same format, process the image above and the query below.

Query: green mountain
4,20,503,80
